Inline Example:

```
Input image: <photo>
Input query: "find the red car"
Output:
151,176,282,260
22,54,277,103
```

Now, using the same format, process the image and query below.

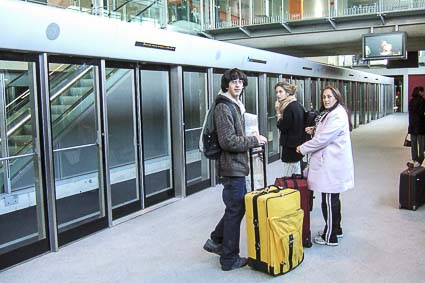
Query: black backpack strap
216,98,238,125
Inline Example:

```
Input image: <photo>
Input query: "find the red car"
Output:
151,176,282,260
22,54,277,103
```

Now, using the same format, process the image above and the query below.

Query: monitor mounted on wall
362,32,407,60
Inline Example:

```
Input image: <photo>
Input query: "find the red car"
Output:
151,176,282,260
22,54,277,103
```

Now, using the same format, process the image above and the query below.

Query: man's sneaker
336,232,344,239
203,239,223,256
414,161,421,168
314,234,338,246
221,257,248,271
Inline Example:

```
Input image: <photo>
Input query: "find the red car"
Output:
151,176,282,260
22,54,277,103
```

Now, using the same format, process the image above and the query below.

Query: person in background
408,86,425,167
297,85,354,246
203,68,267,271
275,82,305,176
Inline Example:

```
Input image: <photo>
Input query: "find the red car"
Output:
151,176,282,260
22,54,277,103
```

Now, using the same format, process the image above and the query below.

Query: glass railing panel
23,0,92,13
114,0,164,27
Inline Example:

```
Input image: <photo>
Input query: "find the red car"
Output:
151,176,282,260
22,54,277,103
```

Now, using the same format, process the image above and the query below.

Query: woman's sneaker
314,234,338,246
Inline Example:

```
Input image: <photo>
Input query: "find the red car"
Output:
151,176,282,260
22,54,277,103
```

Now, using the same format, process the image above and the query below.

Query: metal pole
0,74,11,194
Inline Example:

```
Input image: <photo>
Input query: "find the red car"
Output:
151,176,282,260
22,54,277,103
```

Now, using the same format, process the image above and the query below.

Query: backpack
199,98,237,160
302,109,318,142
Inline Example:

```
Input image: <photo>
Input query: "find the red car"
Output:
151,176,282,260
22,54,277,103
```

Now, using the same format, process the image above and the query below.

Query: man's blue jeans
210,176,246,268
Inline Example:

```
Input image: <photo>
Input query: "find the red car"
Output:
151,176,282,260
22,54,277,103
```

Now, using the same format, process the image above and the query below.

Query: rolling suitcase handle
249,144,267,191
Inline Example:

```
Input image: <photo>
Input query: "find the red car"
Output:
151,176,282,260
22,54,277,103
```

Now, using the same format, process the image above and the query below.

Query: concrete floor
1,113,425,282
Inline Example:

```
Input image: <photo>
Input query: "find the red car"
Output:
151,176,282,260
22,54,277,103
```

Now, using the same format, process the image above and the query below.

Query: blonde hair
275,82,298,96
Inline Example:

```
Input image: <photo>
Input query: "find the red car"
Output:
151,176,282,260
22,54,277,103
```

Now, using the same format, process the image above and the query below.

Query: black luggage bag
399,166,425,210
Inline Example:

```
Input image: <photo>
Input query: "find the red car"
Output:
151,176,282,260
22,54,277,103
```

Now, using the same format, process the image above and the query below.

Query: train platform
1,113,424,282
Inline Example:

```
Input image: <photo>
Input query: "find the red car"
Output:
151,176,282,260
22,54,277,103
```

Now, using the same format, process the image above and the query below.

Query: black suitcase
399,166,425,210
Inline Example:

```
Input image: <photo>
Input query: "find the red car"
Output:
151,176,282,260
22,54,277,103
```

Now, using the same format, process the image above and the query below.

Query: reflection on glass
267,76,279,158
245,76,258,114
48,62,103,232
141,69,173,197
106,68,139,209
0,59,46,255
294,79,305,107
183,71,209,186
213,73,222,98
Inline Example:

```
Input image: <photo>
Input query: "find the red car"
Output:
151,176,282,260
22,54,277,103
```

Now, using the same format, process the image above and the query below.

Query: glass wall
48,59,105,236
267,75,280,161
213,72,222,97
140,68,173,206
0,57,46,257
105,65,139,218
293,78,305,107
245,75,258,114
183,70,210,194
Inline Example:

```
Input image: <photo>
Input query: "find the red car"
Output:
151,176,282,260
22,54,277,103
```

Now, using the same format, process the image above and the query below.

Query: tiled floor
1,113,424,282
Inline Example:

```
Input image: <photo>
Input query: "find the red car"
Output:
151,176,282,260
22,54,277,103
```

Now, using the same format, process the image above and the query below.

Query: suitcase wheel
303,240,313,248
412,205,417,211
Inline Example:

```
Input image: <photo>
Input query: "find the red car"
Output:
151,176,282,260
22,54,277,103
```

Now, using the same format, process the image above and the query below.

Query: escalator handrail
6,65,94,137
5,64,68,109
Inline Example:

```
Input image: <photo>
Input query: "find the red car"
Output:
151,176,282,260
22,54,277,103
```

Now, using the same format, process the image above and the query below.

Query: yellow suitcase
245,186,304,276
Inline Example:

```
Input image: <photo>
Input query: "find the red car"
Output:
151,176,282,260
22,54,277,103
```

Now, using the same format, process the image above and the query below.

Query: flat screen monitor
362,32,407,60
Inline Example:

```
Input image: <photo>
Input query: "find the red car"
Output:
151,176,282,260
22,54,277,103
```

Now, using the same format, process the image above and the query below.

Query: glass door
293,77,305,107
48,56,107,246
267,75,280,162
0,54,48,270
183,68,210,195
105,62,140,219
245,74,258,115
140,66,174,207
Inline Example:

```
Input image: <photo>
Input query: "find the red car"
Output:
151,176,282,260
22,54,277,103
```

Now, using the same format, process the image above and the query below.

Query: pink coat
299,105,354,193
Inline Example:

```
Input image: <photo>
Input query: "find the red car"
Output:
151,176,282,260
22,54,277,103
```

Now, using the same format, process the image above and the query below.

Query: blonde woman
275,82,305,176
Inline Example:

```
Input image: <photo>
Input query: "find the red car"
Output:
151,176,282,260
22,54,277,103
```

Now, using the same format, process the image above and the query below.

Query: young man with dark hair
203,68,267,271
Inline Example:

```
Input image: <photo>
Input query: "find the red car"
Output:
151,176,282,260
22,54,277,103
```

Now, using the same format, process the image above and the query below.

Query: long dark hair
321,85,353,131
412,86,424,98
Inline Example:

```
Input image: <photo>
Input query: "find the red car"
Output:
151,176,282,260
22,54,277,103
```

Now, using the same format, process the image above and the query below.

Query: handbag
403,133,411,147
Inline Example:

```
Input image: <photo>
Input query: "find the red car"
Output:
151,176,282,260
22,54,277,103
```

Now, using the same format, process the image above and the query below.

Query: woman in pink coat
297,86,354,246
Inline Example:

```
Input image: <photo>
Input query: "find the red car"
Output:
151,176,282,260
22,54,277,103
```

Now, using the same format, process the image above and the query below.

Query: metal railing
19,0,425,32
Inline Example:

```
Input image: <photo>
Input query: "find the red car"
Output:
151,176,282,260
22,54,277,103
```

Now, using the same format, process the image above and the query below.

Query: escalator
1,64,122,197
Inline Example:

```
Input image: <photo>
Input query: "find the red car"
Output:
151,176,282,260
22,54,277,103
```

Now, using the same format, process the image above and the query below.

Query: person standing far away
203,68,268,271
408,86,425,167
275,82,305,176
296,85,354,246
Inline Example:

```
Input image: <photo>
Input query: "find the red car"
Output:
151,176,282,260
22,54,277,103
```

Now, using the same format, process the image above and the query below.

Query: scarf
278,95,297,114
313,102,339,134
